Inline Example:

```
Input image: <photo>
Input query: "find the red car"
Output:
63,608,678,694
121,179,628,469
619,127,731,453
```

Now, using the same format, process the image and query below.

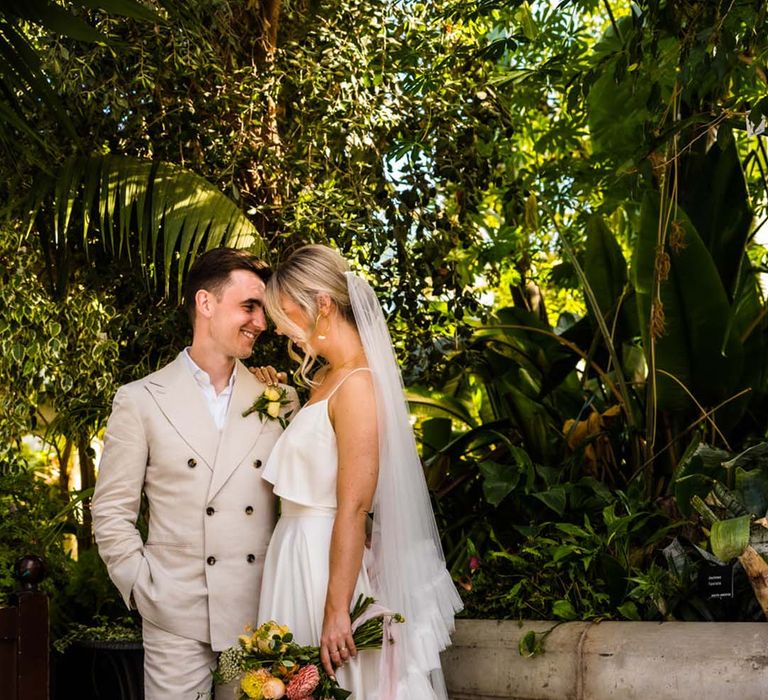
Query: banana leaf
584,214,627,320
633,191,744,411
493,377,560,466
719,265,767,432
677,140,752,300
405,387,477,427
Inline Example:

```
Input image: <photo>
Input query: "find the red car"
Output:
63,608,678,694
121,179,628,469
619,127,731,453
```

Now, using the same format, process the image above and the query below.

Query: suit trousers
142,618,240,700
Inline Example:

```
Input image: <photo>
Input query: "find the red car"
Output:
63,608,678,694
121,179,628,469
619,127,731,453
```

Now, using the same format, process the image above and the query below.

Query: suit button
206,507,215,516
188,458,197,468
245,506,253,515
207,556,216,566
253,459,262,469
247,554,255,563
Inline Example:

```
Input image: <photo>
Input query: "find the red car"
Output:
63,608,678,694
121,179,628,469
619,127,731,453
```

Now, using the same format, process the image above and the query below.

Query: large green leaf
474,307,581,398
581,215,642,367
677,140,752,300
723,442,768,473
584,214,627,319
495,378,559,465
533,485,567,517
734,467,768,518
718,263,767,429
406,388,477,427
551,599,578,621
633,191,744,411
478,459,522,507
32,155,265,297
710,514,750,562
722,444,768,517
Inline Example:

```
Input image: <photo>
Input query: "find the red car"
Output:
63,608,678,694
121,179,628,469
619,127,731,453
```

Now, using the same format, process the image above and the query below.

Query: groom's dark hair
183,247,271,324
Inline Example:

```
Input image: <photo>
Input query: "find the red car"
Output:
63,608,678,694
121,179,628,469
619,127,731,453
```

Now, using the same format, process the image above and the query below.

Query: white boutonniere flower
243,386,293,428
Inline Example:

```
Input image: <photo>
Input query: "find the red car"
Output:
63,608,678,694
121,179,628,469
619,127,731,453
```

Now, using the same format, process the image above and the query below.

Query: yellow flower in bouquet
240,667,286,699
241,668,272,699
252,620,292,654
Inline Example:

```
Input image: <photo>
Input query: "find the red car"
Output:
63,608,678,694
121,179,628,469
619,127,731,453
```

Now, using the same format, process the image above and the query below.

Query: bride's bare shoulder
333,367,374,402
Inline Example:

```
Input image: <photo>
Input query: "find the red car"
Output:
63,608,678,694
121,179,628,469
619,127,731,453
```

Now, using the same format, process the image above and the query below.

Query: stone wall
442,619,768,699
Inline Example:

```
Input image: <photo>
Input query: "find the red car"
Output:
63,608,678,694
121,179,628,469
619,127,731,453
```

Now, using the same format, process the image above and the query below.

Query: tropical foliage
3,0,768,629
408,0,768,621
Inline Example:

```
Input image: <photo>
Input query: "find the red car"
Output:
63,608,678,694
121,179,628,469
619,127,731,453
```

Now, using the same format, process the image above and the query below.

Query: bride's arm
320,371,379,678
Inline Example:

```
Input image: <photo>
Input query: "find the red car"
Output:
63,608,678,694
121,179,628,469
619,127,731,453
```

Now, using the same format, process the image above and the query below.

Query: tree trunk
76,438,95,552
233,0,285,241
57,439,72,498
738,545,768,619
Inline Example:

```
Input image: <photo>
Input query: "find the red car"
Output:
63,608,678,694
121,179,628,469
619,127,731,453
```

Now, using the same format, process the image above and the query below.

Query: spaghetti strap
325,367,372,401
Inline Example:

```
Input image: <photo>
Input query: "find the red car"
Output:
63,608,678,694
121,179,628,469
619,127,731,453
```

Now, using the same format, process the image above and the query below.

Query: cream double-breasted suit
92,352,298,656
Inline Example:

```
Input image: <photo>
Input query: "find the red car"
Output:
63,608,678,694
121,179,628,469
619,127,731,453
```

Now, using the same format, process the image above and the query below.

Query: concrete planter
442,619,768,700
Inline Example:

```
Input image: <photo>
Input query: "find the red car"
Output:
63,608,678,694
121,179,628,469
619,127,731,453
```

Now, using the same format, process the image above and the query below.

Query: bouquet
215,595,403,700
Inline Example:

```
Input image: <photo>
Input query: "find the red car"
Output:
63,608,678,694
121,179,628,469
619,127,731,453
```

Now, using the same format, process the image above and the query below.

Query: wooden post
0,604,19,699
2,555,50,700
16,590,49,700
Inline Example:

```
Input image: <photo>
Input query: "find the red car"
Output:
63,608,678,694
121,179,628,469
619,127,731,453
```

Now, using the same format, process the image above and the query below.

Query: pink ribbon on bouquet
351,603,401,700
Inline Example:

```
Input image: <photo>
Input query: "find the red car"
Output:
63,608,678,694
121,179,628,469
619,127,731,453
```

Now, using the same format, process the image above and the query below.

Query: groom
92,248,298,699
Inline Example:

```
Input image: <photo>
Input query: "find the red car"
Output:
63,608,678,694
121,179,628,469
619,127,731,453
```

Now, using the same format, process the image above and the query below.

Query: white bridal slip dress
258,368,380,698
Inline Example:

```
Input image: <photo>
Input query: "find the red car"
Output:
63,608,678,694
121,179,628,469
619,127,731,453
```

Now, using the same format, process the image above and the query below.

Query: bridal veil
346,271,463,700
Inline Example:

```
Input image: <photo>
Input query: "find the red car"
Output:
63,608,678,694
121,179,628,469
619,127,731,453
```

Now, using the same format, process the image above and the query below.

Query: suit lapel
145,353,219,470
206,361,269,500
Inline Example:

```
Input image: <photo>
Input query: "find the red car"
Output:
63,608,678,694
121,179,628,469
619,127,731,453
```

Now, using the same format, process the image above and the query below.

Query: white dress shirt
182,348,236,431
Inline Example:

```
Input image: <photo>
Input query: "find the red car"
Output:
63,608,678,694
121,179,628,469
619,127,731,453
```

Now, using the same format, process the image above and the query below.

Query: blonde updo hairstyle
265,244,356,384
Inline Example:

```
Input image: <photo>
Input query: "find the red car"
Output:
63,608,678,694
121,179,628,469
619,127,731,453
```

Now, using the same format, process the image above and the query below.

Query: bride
256,245,462,698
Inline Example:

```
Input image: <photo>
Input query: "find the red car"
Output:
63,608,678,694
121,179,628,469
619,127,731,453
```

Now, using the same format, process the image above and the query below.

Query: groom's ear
195,289,215,320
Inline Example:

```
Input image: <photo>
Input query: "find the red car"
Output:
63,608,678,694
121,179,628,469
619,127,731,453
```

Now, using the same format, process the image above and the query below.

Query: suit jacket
92,352,299,651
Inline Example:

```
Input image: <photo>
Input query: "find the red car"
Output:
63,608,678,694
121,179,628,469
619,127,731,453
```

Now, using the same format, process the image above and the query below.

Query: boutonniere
242,386,292,428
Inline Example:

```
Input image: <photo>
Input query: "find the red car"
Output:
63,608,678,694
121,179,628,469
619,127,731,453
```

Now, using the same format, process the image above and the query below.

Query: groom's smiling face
205,269,267,359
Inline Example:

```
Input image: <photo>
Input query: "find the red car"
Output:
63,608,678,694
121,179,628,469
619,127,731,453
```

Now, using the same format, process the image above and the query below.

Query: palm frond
30,155,266,297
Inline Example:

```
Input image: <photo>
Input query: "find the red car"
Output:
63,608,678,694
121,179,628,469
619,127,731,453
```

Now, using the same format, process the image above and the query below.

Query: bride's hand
248,365,287,385
319,608,357,678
